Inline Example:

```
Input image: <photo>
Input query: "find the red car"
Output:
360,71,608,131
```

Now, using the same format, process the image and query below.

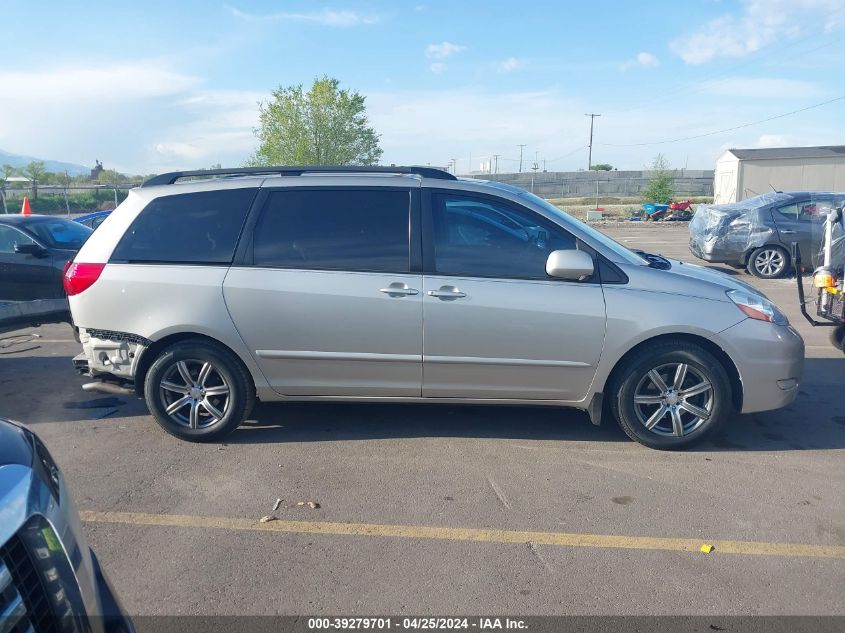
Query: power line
597,94,845,147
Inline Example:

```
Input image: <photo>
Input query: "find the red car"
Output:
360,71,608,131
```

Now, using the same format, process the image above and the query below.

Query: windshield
28,218,93,250
520,191,649,265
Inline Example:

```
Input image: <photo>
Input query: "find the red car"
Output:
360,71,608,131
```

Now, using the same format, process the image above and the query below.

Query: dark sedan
0,215,92,327
689,191,845,278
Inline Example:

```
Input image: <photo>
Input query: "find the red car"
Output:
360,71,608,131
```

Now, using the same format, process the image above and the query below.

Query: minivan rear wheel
747,246,789,279
144,339,254,442
608,341,732,450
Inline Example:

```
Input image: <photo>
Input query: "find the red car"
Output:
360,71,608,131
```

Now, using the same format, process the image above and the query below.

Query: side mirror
546,249,594,281
14,243,46,257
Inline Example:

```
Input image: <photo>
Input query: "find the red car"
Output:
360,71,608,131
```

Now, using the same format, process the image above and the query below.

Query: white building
713,146,845,204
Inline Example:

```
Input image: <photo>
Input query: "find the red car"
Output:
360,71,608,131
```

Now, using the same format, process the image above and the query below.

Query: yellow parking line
79,510,845,560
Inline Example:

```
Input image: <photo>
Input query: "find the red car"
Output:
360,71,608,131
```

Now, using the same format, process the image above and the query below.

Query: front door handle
427,285,467,299
779,229,796,235
379,282,419,297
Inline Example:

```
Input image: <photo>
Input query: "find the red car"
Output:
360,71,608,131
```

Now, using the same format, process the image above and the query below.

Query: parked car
689,191,845,278
0,215,92,328
74,210,112,230
66,166,804,450
0,416,134,632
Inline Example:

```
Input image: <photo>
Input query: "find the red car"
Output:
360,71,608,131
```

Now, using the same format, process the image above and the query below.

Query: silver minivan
65,166,804,449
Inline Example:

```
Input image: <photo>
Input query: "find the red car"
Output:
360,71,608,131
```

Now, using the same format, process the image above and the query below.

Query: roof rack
141,165,456,187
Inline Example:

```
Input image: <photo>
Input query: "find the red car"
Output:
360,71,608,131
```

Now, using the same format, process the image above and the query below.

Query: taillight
63,263,105,296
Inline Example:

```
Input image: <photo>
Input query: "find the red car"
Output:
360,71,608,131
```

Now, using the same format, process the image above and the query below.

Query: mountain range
0,149,90,176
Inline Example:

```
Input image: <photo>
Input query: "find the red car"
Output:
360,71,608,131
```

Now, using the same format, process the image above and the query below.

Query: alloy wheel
158,359,231,429
753,248,786,277
632,363,714,437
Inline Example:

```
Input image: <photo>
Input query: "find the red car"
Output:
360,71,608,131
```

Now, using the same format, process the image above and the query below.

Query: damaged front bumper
73,327,150,384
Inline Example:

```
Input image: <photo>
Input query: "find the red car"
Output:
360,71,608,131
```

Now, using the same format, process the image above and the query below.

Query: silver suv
65,166,804,449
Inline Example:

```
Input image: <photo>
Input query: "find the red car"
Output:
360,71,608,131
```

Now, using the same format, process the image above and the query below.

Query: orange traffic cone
21,197,32,215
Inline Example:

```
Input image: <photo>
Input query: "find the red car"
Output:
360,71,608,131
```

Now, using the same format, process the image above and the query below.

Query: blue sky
2,0,844,174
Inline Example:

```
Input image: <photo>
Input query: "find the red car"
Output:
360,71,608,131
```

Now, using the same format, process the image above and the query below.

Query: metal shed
713,145,845,203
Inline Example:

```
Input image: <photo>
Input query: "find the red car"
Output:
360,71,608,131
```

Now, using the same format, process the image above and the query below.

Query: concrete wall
463,169,714,199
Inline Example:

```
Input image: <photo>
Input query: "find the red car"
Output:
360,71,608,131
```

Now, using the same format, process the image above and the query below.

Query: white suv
66,166,804,449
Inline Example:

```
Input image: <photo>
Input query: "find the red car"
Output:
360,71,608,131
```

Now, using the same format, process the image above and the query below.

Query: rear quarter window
110,188,257,264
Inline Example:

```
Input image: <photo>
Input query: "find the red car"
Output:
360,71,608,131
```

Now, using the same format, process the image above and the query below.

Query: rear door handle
427,286,467,299
780,229,796,234
379,282,419,297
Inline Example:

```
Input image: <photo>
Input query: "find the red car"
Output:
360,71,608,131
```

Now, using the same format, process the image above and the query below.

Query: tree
249,76,383,166
590,163,613,171
22,161,46,201
642,154,673,204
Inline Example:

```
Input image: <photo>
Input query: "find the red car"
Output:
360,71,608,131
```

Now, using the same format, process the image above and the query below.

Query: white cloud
228,5,380,26
429,63,446,74
367,87,845,173
425,41,466,59
697,76,823,97
0,63,198,102
0,61,263,174
497,57,527,73
671,0,845,64
754,133,790,147
620,51,660,71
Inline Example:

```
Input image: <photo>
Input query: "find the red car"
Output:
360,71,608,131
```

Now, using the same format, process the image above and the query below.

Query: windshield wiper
634,250,672,270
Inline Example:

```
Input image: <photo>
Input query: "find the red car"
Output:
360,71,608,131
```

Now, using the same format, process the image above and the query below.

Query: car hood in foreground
623,258,770,303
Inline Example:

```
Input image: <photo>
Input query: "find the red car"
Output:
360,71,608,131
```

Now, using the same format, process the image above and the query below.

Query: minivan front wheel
747,246,788,279
144,340,254,442
609,341,732,450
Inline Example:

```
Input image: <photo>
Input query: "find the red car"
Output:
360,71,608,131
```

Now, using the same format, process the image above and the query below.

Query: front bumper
715,319,805,414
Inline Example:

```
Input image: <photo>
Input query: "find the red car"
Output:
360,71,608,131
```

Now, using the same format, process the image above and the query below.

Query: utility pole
517,144,527,172
492,154,500,174
532,151,539,172
585,113,601,171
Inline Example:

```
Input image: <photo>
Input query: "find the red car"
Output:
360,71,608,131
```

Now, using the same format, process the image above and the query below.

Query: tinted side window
111,189,256,264
0,226,35,254
775,200,815,222
431,194,576,279
252,189,410,272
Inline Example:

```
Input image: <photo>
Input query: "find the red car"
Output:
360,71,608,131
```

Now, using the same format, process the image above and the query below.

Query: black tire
608,340,733,450
830,325,845,352
143,339,255,442
747,246,789,279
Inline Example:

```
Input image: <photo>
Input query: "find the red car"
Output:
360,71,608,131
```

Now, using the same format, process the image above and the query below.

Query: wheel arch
601,332,743,412
134,331,256,398
744,243,791,266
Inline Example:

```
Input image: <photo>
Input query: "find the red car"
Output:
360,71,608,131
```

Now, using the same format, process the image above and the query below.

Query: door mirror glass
14,243,45,257
546,249,594,281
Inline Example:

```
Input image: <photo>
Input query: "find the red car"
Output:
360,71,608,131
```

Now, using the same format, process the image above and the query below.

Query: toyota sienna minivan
64,166,804,450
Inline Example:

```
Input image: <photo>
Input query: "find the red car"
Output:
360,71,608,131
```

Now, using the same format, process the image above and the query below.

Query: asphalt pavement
0,223,842,616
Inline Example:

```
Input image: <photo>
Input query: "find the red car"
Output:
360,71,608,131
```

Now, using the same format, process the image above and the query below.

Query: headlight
727,289,788,326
